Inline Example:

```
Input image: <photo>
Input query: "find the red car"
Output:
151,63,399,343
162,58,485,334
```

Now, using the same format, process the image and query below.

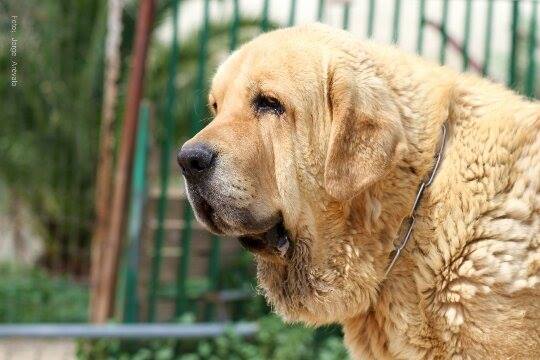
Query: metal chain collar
384,123,448,277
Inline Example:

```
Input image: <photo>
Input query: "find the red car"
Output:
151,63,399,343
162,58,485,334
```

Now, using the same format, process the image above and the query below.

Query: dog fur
181,24,540,359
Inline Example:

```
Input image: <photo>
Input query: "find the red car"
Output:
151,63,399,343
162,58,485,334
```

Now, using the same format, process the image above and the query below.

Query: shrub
0,264,88,323
77,315,349,360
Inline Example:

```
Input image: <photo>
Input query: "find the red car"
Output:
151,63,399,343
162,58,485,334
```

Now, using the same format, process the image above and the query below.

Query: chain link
384,123,448,277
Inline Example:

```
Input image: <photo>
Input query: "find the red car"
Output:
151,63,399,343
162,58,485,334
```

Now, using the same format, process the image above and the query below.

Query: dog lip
238,218,291,257
192,192,223,234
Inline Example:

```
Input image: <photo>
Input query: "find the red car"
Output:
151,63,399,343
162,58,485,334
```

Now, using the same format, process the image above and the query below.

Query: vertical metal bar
288,0,297,27
462,0,472,71
95,0,155,323
229,0,240,51
6,269,15,322
148,0,180,322
204,235,221,321
482,0,494,76
525,0,538,97
342,1,351,30
392,0,402,43
52,133,62,273
417,0,426,54
69,127,79,275
439,0,450,64
367,0,376,38
177,206,193,317
176,0,211,317
123,103,150,323
91,1,123,304
317,0,325,22
508,0,520,87
261,0,270,32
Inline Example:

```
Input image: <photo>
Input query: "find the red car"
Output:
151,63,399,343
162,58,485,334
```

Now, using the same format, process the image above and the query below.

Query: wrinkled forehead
210,35,325,103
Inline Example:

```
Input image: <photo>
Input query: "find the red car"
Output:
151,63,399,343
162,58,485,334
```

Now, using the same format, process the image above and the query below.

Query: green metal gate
122,0,539,323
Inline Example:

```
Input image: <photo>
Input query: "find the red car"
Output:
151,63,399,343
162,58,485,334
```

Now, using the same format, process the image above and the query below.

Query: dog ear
324,62,406,200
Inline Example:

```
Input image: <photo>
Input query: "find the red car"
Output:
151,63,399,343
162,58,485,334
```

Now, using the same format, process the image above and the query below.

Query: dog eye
253,94,284,116
211,102,217,113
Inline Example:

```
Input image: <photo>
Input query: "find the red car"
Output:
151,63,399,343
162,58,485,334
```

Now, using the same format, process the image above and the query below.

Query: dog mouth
189,190,224,234
187,187,290,255
238,218,291,258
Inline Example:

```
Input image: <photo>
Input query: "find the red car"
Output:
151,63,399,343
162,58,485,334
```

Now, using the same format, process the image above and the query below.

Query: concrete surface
0,339,75,360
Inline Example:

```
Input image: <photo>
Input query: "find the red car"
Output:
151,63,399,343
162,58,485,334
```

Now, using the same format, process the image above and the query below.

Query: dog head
178,24,406,323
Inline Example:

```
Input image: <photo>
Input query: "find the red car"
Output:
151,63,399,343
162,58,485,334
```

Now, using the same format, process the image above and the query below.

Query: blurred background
0,0,538,358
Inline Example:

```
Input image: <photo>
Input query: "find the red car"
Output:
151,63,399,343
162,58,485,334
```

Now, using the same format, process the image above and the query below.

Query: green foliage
0,264,88,323
0,0,109,270
0,0,182,271
215,251,270,321
77,315,349,360
77,338,178,360
0,0,274,274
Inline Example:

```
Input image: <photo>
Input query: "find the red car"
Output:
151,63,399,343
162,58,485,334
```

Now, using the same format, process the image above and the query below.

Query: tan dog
178,24,540,359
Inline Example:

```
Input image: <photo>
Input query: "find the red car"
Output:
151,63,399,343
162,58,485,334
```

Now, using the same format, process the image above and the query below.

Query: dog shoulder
414,85,540,358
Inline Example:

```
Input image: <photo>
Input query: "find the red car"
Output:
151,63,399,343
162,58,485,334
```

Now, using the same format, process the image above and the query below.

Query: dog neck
344,127,448,358
341,53,456,358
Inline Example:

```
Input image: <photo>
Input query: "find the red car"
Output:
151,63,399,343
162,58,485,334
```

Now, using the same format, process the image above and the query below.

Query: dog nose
177,143,216,177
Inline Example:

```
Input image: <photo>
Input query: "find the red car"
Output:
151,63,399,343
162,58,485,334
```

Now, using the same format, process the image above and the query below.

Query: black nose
177,143,216,177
